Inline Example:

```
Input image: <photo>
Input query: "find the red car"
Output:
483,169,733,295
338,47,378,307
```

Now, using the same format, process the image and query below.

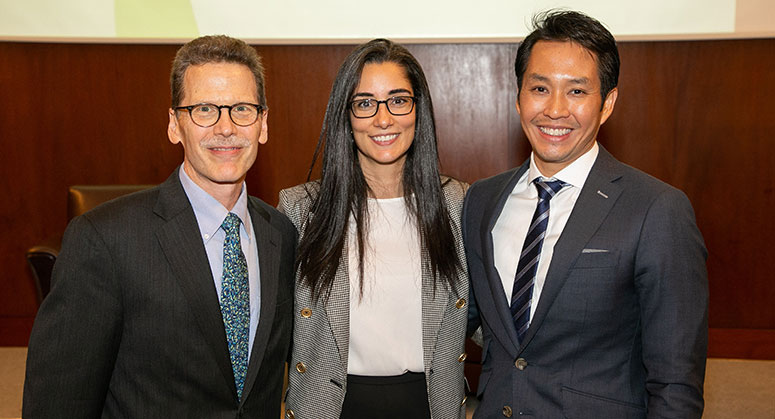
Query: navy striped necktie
220,212,250,400
511,179,567,343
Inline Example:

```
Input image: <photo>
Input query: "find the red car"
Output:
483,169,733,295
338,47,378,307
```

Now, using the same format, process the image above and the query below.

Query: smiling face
350,61,416,181
516,40,617,176
168,62,268,201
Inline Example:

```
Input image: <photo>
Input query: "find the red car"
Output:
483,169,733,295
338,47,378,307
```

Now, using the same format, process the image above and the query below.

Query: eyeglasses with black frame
174,102,264,127
349,96,416,119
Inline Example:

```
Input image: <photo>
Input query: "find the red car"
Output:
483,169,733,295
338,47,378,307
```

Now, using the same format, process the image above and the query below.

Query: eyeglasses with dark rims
174,102,264,127
349,96,415,119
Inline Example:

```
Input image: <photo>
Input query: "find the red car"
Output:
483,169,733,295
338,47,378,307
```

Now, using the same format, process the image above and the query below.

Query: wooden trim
708,328,775,360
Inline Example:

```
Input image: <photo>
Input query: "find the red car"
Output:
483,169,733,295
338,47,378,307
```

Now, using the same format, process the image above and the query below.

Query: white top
346,197,424,376
492,142,598,323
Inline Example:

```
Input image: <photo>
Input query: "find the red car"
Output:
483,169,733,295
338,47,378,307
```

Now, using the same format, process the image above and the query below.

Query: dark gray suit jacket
24,168,297,418
464,147,708,418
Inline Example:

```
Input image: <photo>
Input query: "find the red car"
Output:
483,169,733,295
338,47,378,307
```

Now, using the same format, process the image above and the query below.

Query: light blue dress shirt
179,167,261,359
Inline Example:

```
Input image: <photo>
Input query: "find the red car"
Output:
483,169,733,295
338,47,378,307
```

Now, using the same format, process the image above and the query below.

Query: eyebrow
526,73,591,85
352,88,413,99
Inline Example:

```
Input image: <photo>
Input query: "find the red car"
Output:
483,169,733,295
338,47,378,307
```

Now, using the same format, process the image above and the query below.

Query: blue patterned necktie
220,212,250,400
511,179,567,343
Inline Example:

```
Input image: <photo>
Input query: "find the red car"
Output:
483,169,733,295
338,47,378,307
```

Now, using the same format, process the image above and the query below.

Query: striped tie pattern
220,212,250,400
511,179,566,343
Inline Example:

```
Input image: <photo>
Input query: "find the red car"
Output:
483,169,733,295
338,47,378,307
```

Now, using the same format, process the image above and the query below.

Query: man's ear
515,92,522,116
599,87,618,125
258,110,269,144
168,108,182,145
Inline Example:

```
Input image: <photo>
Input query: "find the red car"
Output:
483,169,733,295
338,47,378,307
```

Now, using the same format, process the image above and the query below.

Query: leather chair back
67,185,154,220
27,184,154,304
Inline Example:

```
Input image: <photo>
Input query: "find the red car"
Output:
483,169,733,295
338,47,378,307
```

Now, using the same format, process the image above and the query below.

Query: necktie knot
534,179,567,202
222,213,242,235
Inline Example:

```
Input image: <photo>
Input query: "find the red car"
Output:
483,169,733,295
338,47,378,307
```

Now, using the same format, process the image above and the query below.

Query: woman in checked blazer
279,39,469,419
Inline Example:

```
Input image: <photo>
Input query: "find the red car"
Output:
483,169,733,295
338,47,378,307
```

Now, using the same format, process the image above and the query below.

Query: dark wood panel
1,40,773,358
606,39,775,331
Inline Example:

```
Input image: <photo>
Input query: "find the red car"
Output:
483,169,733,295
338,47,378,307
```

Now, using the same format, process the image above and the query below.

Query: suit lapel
240,199,281,403
520,148,623,349
153,170,236,396
481,163,529,353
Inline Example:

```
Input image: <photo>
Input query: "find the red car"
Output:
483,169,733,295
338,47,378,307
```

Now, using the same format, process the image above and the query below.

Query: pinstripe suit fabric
279,178,470,419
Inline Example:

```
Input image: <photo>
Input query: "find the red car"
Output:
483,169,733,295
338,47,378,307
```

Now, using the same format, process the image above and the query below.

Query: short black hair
515,10,620,100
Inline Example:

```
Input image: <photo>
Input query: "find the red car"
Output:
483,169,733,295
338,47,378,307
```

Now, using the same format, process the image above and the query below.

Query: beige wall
1,0,773,42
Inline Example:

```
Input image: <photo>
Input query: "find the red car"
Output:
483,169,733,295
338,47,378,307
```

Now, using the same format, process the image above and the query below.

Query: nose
372,102,394,129
545,92,570,119
213,107,236,137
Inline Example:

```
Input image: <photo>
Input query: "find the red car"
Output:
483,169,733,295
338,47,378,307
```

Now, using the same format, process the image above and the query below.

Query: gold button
461,395,468,405
515,358,527,370
295,362,306,373
458,352,467,362
455,298,466,309
285,409,295,419
502,405,513,417
300,308,312,318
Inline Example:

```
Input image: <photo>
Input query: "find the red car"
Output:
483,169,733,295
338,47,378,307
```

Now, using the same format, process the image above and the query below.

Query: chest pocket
571,249,619,269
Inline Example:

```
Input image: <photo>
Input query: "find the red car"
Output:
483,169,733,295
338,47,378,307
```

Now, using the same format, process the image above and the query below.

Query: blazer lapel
326,246,351,372
481,163,529,353
421,234,449,374
520,148,623,350
240,199,281,403
153,170,236,396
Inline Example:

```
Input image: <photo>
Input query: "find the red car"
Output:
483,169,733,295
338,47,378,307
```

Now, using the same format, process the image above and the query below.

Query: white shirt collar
528,141,599,189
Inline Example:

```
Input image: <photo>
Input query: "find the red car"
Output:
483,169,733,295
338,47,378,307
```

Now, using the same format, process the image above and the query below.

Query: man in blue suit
464,11,708,418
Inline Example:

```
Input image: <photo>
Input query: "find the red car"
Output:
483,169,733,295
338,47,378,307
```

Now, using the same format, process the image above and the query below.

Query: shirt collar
178,164,251,243
528,141,599,189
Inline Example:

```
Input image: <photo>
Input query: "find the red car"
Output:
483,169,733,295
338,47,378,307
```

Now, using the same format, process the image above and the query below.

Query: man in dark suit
23,35,296,418
464,11,708,418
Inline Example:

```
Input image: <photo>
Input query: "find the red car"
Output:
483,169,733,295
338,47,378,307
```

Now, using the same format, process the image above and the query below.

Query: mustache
200,136,252,148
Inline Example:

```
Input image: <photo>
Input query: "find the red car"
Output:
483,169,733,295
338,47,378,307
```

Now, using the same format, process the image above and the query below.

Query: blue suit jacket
464,147,708,418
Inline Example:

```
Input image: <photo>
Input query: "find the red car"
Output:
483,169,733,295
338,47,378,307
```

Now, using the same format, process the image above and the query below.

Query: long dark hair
297,38,461,302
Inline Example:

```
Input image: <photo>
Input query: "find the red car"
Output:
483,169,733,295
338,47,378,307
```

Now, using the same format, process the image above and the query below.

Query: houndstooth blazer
279,177,470,419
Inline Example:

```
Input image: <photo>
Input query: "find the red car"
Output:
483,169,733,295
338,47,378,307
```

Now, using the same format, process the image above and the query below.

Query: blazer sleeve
635,187,708,418
23,215,123,418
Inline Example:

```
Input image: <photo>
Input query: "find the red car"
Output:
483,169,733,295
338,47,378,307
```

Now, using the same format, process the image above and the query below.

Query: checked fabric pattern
511,179,567,343
220,212,250,400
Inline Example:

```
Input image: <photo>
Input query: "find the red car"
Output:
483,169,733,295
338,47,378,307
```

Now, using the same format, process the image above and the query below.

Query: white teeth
372,134,398,143
539,127,572,136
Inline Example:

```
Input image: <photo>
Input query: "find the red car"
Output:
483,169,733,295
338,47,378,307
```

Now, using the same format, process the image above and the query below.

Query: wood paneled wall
1,39,773,358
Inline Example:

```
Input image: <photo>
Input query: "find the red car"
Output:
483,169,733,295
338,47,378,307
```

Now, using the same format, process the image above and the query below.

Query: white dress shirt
492,142,598,323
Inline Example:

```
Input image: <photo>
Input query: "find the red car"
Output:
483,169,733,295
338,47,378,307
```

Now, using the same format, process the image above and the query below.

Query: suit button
515,358,527,370
295,362,306,373
502,405,513,417
300,308,312,318
285,408,295,419
455,298,466,309
458,352,467,362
